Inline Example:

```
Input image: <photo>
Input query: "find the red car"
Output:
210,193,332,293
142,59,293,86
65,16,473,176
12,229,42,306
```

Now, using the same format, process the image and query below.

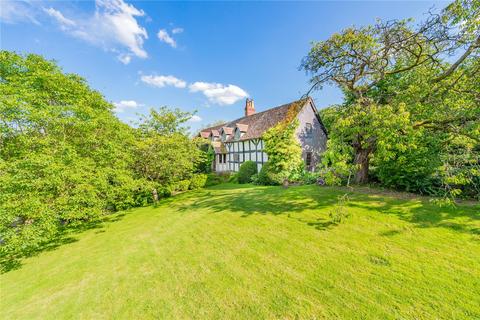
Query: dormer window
221,126,233,141
210,129,220,141
235,123,248,140
234,128,241,140
200,131,211,139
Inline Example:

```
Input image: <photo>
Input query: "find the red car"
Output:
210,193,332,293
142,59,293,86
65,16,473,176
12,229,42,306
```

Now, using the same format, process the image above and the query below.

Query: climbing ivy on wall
262,119,303,183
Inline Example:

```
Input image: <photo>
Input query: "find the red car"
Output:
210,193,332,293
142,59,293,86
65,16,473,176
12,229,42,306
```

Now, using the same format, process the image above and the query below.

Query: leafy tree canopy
302,0,479,201
0,51,209,268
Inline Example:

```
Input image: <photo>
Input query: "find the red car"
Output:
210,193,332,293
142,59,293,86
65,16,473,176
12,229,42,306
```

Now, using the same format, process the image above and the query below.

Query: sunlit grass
1,184,479,319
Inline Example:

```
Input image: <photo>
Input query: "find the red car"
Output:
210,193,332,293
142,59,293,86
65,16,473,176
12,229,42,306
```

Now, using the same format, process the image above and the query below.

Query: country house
199,97,328,173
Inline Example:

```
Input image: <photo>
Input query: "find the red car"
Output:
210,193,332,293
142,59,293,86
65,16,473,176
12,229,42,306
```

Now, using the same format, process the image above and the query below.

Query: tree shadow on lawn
3,185,477,273
1,212,128,274
294,217,338,231
343,192,480,237
180,184,480,237
179,184,359,231
177,184,341,217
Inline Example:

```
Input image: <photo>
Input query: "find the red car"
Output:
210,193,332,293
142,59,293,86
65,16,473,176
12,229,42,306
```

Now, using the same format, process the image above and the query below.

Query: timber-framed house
199,97,328,172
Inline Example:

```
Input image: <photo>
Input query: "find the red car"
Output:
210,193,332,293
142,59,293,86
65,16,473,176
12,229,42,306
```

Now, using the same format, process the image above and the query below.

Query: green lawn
1,184,479,319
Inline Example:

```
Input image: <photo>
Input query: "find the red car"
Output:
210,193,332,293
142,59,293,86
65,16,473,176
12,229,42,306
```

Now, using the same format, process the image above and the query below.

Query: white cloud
139,73,248,106
117,54,132,64
0,0,39,24
43,0,148,62
141,75,186,88
172,27,183,34
43,7,76,29
189,82,249,105
113,100,142,113
157,29,176,48
188,115,202,122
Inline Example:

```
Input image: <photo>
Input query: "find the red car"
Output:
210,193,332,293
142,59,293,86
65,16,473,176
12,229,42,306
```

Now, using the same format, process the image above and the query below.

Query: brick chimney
245,98,255,116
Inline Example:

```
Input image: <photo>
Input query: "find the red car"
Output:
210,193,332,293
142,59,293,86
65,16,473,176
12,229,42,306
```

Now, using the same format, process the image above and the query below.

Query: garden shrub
205,173,222,186
189,174,207,190
205,173,231,186
256,161,281,185
292,170,320,185
228,173,239,183
107,175,156,211
175,180,191,192
237,161,258,184
158,185,173,198
329,194,351,224
288,168,320,185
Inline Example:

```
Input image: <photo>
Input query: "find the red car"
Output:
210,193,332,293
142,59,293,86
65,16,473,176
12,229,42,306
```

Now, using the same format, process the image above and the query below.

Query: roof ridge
225,97,308,125
199,97,309,135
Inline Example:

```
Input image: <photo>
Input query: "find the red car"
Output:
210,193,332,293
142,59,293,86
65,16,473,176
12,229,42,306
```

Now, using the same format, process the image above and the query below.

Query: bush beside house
237,161,258,184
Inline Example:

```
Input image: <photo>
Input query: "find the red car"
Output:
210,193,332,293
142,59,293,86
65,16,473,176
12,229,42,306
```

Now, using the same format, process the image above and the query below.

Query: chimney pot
245,98,255,116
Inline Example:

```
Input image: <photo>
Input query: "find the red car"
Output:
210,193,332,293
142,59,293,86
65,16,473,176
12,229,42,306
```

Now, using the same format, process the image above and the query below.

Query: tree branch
432,35,480,83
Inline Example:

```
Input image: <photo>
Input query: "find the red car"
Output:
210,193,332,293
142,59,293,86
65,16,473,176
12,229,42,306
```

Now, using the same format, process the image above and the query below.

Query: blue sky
1,0,445,132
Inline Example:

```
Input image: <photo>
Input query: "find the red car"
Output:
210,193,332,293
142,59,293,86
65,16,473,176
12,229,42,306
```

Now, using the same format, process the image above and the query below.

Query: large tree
0,51,145,263
302,0,479,184
133,107,207,191
0,52,209,268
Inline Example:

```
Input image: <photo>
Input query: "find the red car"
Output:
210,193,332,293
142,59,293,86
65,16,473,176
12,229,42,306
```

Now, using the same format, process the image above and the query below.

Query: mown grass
1,184,479,319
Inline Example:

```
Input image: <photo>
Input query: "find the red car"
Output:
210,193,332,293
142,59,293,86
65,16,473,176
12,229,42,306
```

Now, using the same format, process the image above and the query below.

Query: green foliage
136,107,192,136
134,118,205,187
0,51,209,265
370,59,480,200
303,1,480,200
255,161,282,185
189,174,208,190
373,135,443,195
175,180,191,192
303,172,320,185
262,120,303,183
290,170,321,185
329,194,351,224
314,134,355,186
237,161,258,184
318,101,413,185
228,173,239,184
195,143,215,174
0,51,143,260
205,173,231,187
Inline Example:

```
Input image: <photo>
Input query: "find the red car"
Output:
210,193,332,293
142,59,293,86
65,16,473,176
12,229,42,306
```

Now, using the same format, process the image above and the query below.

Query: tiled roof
211,141,225,153
236,123,249,132
221,127,234,135
200,98,312,141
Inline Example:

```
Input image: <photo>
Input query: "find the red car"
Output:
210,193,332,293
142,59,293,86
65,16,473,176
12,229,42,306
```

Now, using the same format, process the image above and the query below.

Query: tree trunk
354,147,370,184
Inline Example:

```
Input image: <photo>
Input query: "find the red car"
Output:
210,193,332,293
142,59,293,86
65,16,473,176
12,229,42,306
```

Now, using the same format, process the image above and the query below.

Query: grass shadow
1,211,129,274
379,229,403,237
3,184,477,273
177,184,341,218
343,191,480,237
180,184,479,238
306,218,337,231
